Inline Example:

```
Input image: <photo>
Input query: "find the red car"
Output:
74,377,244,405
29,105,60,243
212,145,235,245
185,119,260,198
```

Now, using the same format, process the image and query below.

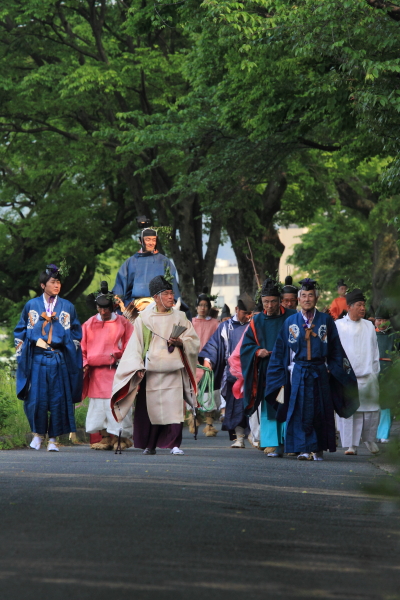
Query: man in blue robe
14,264,82,451
199,293,255,448
265,278,359,461
241,278,296,457
113,227,180,306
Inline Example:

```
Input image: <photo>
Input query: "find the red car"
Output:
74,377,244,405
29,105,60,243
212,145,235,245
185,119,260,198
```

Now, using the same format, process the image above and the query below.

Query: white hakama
86,398,133,438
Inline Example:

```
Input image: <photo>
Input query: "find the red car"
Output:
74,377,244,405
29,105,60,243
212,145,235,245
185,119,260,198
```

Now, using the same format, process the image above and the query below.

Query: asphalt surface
0,426,399,600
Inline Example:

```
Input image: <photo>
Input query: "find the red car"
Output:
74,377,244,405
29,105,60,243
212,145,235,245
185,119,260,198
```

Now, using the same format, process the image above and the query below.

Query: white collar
42,293,58,316
96,312,117,322
300,308,316,327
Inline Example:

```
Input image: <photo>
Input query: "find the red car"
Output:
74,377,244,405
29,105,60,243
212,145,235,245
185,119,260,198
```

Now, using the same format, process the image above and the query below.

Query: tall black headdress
261,277,280,298
220,304,231,320
337,278,348,288
237,292,256,312
45,263,61,281
282,275,298,295
149,275,173,297
40,260,69,285
299,278,319,295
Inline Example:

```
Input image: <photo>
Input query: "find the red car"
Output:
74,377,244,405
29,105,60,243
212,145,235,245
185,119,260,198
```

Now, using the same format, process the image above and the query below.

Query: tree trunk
371,224,400,310
226,172,287,295
335,178,400,308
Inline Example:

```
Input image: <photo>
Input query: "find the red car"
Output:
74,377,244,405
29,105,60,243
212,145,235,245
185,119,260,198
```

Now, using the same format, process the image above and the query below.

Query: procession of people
13,224,398,459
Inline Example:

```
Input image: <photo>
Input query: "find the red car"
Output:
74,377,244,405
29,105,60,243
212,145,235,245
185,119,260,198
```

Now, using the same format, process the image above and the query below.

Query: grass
0,366,30,448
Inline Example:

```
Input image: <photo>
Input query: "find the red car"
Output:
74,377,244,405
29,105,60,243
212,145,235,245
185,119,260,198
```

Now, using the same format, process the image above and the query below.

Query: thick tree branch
366,0,400,22
335,179,378,218
298,137,341,152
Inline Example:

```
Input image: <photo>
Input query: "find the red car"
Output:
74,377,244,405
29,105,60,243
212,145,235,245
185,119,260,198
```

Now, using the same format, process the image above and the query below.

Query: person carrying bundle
111,276,199,455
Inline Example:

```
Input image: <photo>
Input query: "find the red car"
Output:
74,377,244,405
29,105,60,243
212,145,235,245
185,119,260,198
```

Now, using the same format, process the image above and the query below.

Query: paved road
0,427,399,600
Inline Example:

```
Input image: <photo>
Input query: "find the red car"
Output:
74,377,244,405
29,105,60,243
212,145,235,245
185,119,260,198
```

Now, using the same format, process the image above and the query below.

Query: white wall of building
210,226,307,315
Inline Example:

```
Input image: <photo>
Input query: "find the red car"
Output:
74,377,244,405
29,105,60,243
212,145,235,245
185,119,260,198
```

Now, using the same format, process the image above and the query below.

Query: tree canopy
0,0,399,323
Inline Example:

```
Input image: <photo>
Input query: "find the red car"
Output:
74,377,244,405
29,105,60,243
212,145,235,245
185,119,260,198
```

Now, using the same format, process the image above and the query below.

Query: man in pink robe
82,284,134,450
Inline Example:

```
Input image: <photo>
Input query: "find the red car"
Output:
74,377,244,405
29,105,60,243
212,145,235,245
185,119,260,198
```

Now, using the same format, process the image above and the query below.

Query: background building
211,226,307,314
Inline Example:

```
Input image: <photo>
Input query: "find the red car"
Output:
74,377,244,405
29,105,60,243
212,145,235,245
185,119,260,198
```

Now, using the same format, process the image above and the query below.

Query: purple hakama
133,376,183,449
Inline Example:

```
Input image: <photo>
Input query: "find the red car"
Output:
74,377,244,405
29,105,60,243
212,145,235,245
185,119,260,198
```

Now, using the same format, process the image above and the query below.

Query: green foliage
290,205,374,297
0,367,30,447
74,402,89,430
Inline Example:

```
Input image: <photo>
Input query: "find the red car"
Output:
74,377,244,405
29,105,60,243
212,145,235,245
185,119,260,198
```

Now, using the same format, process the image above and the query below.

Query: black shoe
143,448,156,455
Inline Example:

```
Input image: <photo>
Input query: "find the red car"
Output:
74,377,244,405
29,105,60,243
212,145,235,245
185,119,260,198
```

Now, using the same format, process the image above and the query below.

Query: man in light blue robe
241,278,296,457
113,228,180,305
14,264,82,451
265,278,359,461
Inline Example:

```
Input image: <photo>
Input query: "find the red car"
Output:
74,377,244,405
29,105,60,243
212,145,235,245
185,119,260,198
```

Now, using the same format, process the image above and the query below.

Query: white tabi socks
29,434,43,450
231,426,245,449
47,438,59,452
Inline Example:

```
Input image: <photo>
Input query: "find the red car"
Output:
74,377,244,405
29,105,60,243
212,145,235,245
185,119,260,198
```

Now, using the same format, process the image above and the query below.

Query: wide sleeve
81,321,88,367
327,316,359,418
370,324,380,376
265,327,289,404
169,259,181,300
121,319,134,354
13,304,29,359
113,257,131,299
198,323,226,389
240,323,260,408
111,318,146,421
329,299,338,320
69,304,82,342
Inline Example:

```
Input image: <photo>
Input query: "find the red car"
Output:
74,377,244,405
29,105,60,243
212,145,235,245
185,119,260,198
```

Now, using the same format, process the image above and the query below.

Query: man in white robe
111,275,200,455
336,288,380,455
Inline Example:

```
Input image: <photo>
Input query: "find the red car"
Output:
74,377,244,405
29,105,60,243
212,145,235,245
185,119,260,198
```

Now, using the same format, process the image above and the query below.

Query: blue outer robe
199,316,248,432
14,296,83,437
241,307,296,447
113,252,180,304
265,310,359,453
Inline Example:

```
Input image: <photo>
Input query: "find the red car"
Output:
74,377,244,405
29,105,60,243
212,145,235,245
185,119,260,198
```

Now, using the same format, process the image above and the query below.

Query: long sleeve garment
265,310,359,453
199,316,249,431
192,316,220,384
111,305,199,426
113,251,180,304
240,307,296,448
81,313,133,399
13,295,82,437
335,316,380,411
329,297,348,320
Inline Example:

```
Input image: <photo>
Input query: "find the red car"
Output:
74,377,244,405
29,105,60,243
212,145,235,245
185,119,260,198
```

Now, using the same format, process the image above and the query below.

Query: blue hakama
266,310,359,454
14,296,82,437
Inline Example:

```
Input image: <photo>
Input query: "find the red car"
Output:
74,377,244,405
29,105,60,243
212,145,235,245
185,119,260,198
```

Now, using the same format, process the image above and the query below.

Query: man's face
197,300,209,318
281,293,297,310
97,306,112,321
348,301,366,321
143,236,157,252
154,290,175,310
262,295,280,316
41,277,61,296
338,285,347,297
299,290,317,311
235,307,251,324
375,318,390,331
